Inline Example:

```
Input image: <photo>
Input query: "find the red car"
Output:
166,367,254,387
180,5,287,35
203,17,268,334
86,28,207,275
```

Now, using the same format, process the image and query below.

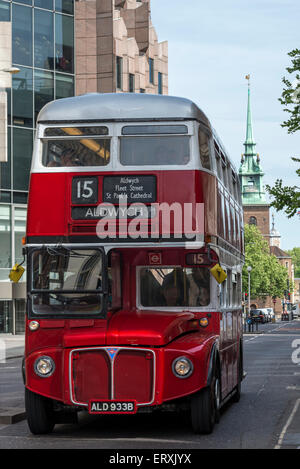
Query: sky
150,0,300,250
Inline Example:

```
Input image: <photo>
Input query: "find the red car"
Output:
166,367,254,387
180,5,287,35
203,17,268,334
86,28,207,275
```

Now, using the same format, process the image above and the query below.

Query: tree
242,224,288,299
287,247,300,277
265,49,300,218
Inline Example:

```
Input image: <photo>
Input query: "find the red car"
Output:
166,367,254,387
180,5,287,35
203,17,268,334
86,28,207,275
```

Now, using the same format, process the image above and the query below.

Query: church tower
239,76,270,241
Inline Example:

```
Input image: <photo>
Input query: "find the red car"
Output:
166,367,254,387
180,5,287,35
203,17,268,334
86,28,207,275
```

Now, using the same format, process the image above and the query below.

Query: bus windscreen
30,249,105,317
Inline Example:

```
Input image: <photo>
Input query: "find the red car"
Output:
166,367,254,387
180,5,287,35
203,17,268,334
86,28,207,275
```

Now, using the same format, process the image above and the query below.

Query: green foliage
265,157,300,218
265,49,300,218
287,247,300,277
242,225,288,299
279,49,300,134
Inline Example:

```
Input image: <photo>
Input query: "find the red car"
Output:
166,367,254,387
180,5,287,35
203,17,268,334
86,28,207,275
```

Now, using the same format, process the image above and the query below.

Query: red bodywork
25,168,242,411
27,170,217,240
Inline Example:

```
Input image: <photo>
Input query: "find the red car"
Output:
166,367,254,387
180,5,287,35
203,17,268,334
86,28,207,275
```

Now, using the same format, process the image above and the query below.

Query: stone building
75,0,168,95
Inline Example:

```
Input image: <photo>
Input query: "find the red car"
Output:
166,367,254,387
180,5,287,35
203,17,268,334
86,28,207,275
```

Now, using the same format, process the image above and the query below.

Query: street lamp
247,266,252,314
0,67,20,75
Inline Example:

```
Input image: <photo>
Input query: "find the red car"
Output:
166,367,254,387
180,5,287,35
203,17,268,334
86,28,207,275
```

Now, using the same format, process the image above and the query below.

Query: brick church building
239,78,294,313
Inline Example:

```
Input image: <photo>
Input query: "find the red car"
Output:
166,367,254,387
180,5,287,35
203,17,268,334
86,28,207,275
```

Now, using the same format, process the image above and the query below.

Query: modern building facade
0,0,168,333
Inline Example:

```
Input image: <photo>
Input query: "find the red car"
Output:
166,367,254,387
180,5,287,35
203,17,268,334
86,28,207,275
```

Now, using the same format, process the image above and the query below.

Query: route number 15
72,177,98,204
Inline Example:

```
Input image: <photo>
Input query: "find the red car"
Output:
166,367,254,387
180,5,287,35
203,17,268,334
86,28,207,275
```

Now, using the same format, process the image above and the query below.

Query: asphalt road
0,320,299,450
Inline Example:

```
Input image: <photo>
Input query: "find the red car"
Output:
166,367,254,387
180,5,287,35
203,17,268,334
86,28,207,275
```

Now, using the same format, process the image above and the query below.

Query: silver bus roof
37,93,211,128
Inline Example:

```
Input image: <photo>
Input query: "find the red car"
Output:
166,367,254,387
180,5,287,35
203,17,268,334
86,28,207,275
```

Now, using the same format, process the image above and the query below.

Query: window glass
122,125,188,135
42,138,111,167
14,207,27,266
34,9,54,70
13,128,33,191
12,4,33,67
34,70,54,121
158,72,163,94
16,0,32,5
149,58,154,84
35,0,53,9
12,66,33,127
30,248,104,317
198,128,211,170
0,205,11,269
13,192,28,204
45,126,108,137
120,136,190,166
129,73,135,93
55,13,74,73
140,267,210,308
55,0,74,15
0,1,10,21
55,73,74,99
116,56,123,90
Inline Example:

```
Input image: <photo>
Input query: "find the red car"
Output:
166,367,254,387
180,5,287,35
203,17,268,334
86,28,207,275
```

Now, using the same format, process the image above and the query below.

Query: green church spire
239,75,267,205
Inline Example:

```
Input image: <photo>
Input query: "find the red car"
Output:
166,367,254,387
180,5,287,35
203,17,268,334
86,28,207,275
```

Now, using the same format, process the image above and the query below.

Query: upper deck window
198,128,211,170
120,135,190,166
44,126,108,137
122,125,188,135
42,138,110,167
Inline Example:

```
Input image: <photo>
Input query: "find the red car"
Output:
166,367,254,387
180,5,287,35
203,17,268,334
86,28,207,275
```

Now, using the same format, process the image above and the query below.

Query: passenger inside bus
140,267,210,308
162,272,182,306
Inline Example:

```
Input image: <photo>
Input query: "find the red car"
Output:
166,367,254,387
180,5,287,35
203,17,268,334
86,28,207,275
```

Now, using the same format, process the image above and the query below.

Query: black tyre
25,388,55,435
191,368,221,434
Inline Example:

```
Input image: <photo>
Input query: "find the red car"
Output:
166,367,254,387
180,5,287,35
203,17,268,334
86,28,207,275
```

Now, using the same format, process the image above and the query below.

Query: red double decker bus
23,93,244,435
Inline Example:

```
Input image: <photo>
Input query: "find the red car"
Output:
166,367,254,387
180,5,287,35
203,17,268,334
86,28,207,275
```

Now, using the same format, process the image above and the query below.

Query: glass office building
0,0,75,333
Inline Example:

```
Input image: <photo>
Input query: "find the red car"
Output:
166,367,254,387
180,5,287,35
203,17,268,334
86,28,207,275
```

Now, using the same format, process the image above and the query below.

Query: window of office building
13,128,33,191
12,3,33,67
0,0,10,21
12,66,34,127
55,73,74,100
34,9,54,70
55,13,74,74
34,69,54,121
14,206,26,266
0,205,11,277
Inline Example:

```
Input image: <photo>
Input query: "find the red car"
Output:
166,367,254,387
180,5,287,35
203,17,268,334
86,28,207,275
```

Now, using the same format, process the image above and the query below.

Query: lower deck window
140,267,210,308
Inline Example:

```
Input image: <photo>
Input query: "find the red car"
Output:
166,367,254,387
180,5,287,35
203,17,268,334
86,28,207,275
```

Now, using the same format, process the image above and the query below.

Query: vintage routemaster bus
22,93,244,435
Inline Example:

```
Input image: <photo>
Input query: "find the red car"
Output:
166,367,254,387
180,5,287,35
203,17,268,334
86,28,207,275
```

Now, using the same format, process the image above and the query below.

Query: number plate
88,400,137,415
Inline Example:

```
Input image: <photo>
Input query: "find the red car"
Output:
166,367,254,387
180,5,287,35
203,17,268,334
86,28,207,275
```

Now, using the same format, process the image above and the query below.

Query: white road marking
274,398,300,449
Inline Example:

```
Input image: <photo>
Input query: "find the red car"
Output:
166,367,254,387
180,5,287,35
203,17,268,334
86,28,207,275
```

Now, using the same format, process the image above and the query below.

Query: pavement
0,333,25,361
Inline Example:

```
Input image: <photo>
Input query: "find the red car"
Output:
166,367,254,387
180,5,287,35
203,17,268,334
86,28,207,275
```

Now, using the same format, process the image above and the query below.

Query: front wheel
191,371,221,434
25,388,55,435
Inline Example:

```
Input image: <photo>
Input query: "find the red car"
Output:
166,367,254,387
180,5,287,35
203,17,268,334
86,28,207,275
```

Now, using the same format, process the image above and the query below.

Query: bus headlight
34,356,55,378
172,356,193,378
